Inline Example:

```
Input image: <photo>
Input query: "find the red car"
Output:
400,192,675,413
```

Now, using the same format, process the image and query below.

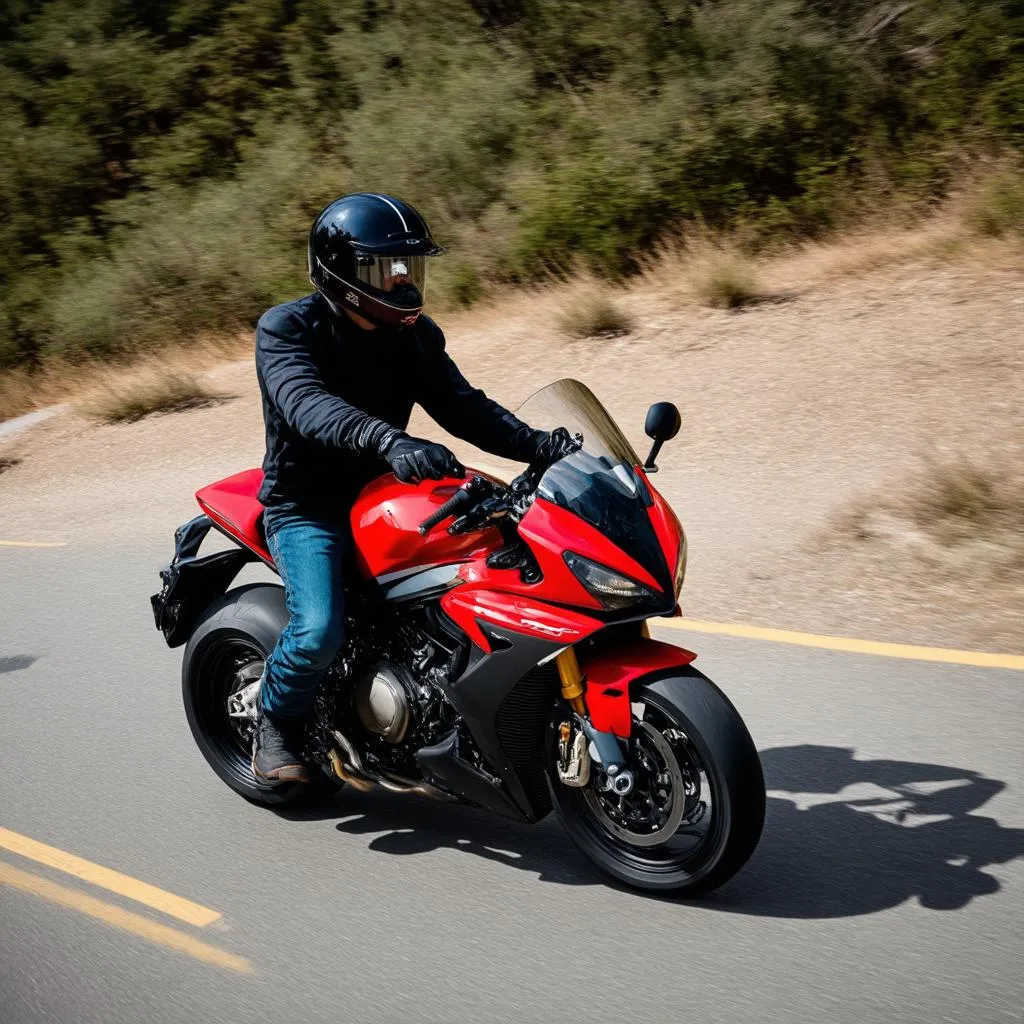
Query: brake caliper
556,719,591,787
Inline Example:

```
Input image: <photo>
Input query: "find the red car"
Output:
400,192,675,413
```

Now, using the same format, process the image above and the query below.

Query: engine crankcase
354,663,414,744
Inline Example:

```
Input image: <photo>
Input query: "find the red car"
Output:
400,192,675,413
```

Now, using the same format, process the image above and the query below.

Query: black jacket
255,293,538,513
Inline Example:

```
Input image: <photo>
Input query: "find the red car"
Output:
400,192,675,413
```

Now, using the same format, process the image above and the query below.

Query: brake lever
448,496,508,535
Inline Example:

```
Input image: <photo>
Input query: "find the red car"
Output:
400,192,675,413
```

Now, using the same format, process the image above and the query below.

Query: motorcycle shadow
281,744,1024,915
708,744,1024,918
0,655,36,674
281,791,598,887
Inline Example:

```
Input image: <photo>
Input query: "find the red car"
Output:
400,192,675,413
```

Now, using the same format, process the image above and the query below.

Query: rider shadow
707,744,1024,918
287,744,1023,915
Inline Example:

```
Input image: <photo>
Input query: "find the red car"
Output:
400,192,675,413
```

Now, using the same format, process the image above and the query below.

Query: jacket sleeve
256,314,399,455
414,320,541,462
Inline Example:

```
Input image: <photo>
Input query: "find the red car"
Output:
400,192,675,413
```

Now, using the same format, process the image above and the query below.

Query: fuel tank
350,471,504,580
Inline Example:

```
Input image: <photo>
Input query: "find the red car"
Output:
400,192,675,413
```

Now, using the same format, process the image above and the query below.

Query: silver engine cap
355,666,411,743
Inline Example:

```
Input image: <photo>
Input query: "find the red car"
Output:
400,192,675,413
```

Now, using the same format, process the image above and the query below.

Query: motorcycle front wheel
549,667,765,896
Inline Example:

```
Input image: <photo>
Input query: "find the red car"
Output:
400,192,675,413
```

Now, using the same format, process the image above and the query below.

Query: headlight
563,551,659,610
673,533,688,596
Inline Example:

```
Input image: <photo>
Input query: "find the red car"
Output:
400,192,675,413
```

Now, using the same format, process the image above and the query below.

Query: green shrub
1,0,1022,372
41,128,336,361
966,168,1024,238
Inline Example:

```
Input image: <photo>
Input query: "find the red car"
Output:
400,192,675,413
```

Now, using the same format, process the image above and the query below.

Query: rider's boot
252,698,312,784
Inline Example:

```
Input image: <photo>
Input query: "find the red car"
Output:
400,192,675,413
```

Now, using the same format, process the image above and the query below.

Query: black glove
383,434,465,484
530,426,581,467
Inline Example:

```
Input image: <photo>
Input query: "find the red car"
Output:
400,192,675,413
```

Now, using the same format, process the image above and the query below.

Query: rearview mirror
642,402,681,473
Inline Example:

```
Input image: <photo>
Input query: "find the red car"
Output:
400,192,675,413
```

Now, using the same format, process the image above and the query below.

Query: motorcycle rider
253,192,574,783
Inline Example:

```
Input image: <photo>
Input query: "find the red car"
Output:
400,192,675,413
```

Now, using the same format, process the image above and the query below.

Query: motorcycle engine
353,664,413,744
336,612,468,777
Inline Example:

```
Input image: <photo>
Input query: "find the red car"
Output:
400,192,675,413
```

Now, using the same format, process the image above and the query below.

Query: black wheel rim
191,636,273,792
568,699,728,879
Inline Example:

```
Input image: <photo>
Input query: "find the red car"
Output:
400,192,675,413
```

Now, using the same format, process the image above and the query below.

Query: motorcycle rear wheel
549,667,764,896
182,584,341,807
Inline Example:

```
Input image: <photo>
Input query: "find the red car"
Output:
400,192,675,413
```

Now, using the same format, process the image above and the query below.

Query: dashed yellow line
0,540,67,548
0,827,220,928
0,860,251,974
653,617,1024,671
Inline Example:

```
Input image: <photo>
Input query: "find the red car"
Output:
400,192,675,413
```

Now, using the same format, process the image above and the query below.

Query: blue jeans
261,505,348,722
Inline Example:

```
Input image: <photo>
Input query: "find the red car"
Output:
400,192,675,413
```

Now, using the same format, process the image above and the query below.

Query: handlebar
417,434,583,536
418,478,488,535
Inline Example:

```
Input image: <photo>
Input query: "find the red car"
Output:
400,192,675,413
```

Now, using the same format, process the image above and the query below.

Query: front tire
182,583,340,807
550,667,765,895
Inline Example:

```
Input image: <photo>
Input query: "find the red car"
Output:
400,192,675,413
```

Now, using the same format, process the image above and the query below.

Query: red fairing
639,468,683,585
579,639,697,737
441,588,603,653
350,471,504,579
519,496,661,591
443,496,670,632
195,469,272,563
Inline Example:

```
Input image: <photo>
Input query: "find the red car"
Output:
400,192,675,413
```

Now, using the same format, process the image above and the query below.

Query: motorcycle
152,379,765,895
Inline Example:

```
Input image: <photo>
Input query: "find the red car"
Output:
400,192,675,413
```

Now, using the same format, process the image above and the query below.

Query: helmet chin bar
319,282,422,329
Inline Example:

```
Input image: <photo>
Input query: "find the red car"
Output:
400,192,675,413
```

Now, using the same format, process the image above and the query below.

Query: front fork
554,622,700,798
555,647,636,796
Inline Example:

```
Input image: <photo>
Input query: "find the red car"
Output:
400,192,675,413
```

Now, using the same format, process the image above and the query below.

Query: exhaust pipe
329,730,454,801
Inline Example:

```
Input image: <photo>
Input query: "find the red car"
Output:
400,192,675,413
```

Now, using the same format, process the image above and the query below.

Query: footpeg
557,720,591,788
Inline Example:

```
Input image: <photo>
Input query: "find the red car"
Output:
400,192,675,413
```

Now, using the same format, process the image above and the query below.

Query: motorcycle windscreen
516,379,671,593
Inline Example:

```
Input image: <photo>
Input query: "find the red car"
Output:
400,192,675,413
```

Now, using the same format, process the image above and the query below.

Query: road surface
1,538,1021,1024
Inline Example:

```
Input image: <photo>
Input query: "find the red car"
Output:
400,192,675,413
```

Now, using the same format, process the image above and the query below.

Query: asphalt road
1,539,1021,1024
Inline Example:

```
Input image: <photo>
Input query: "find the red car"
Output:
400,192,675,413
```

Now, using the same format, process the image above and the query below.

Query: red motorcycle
152,379,765,895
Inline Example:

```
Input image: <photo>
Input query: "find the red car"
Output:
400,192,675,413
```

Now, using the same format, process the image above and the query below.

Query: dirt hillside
2,230,1021,652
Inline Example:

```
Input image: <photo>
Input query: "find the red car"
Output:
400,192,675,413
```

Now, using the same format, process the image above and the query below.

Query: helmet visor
354,253,428,310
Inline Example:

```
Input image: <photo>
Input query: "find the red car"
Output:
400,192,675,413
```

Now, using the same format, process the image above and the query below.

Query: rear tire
550,667,764,896
182,583,340,807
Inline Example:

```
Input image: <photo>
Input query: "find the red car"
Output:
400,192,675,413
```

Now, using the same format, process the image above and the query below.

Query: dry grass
685,245,764,309
910,457,1024,544
76,364,228,424
557,289,633,339
0,362,84,422
0,332,250,422
637,183,1021,308
840,452,1024,576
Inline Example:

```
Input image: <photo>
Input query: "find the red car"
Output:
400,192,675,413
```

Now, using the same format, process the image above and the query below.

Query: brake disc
584,720,688,848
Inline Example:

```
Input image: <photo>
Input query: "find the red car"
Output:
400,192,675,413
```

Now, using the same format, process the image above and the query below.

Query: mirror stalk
643,440,665,473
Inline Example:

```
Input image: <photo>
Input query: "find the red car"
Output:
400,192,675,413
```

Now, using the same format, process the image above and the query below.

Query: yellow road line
0,827,221,928
652,617,1024,671
0,860,251,974
0,540,67,548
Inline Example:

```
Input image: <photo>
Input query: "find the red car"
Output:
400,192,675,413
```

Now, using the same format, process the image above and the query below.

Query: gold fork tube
556,648,587,716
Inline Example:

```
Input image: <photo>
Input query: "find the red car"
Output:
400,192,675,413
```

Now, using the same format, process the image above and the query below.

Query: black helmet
308,193,444,328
